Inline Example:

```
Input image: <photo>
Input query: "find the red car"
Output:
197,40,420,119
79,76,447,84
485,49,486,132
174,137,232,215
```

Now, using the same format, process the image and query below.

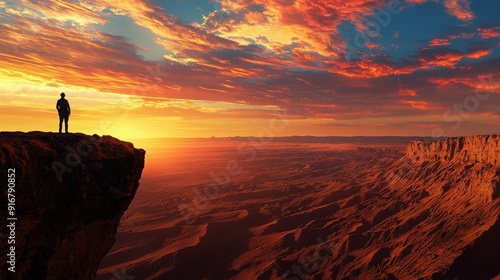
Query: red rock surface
0,132,145,280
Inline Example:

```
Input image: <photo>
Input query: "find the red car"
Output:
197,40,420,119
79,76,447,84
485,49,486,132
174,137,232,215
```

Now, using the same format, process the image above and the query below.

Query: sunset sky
0,0,499,140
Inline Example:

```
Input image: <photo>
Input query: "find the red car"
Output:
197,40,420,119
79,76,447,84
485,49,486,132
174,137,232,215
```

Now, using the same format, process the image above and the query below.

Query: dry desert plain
96,137,500,280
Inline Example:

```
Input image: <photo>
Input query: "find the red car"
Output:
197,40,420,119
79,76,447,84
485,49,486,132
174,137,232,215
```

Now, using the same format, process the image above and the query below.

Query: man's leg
59,116,63,133
64,116,69,133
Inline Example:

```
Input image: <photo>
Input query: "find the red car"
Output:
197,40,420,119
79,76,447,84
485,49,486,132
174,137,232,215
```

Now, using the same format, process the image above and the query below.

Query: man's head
60,92,65,98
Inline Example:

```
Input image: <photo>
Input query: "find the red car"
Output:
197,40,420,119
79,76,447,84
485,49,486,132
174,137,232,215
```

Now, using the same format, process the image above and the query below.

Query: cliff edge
406,135,500,164
0,132,145,280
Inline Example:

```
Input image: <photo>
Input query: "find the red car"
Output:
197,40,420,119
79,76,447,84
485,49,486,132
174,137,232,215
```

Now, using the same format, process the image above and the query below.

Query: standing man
56,92,71,134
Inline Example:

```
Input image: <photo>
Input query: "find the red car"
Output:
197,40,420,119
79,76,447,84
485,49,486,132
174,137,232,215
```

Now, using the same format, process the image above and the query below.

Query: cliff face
0,132,145,280
406,135,500,164
384,135,500,279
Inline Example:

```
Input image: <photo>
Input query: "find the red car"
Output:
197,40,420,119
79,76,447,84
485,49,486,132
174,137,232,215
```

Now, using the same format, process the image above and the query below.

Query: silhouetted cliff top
0,132,145,280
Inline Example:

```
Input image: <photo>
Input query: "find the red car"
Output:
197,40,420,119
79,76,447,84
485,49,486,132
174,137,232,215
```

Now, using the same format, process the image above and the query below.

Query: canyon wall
406,135,500,164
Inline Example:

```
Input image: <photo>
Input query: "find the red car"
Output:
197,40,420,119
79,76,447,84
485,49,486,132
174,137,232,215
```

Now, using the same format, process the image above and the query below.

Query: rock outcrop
406,135,500,164
0,132,145,280
384,135,500,279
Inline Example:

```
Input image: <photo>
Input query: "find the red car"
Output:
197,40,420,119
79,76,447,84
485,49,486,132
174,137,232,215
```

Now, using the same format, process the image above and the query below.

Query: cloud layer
0,0,499,137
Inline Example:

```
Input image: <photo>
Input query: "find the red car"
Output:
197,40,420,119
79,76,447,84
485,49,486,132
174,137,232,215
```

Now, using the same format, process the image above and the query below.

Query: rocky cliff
384,135,500,279
406,135,500,164
0,132,145,280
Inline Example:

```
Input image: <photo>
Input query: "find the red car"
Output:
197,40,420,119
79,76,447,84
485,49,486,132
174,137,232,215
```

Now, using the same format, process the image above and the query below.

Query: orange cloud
5,0,106,25
429,74,500,93
478,27,500,39
366,42,384,50
400,100,434,110
443,0,475,21
399,0,475,21
200,0,404,74
399,89,417,97
419,49,491,68
429,38,450,47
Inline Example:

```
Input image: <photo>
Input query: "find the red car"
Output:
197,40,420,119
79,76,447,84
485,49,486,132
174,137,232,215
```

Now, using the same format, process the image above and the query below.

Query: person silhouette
56,92,71,134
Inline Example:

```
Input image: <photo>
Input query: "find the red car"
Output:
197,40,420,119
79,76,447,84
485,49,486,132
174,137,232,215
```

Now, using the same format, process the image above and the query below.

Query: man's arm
56,100,60,111
67,101,71,116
